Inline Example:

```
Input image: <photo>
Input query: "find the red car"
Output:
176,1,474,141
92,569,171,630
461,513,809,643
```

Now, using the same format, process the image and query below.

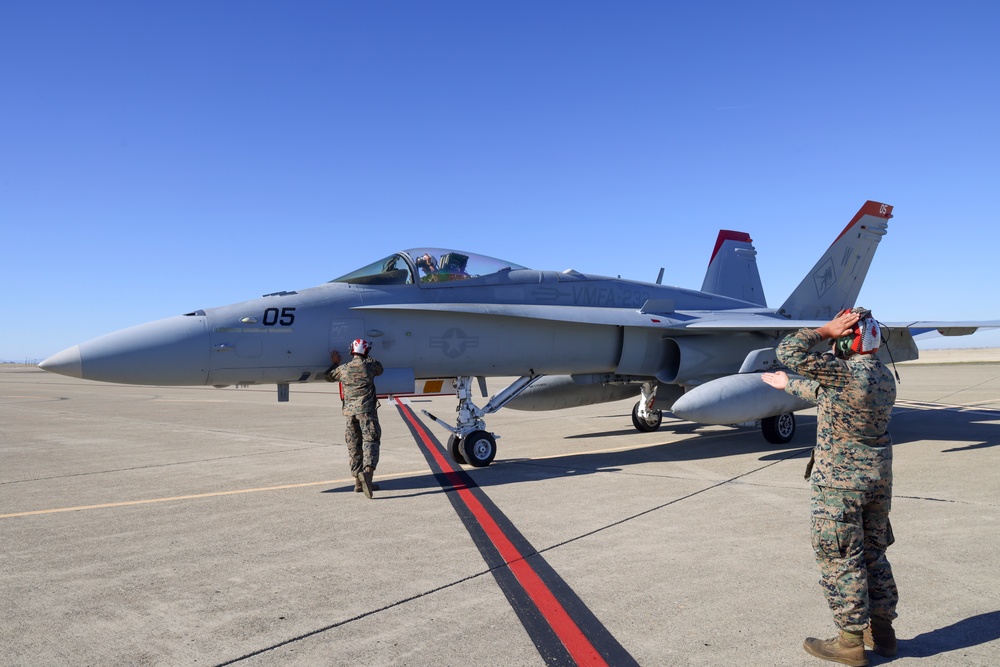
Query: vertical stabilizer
701,230,767,306
778,201,892,320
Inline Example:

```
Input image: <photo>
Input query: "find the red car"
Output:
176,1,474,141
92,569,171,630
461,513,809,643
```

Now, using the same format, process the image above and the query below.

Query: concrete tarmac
2,361,999,666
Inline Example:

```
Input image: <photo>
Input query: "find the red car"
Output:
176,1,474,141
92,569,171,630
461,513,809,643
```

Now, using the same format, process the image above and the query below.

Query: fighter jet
40,201,998,467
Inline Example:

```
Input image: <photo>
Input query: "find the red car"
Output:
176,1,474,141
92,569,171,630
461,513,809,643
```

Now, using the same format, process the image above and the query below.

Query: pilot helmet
351,338,372,356
833,308,880,358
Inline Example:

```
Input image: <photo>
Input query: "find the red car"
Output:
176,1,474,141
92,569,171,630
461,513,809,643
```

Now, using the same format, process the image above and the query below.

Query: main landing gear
761,412,796,444
423,375,542,467
631,381,662,432
630,377,797,444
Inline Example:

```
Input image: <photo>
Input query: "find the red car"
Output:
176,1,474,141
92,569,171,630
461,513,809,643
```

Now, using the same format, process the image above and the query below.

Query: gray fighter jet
40,201,998,467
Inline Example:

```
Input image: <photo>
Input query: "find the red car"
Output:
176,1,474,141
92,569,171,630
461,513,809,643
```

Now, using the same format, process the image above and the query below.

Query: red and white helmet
350,338,372,356
834,307,880,358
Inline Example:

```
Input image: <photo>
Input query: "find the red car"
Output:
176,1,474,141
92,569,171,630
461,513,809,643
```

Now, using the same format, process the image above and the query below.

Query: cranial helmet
834,308,880,358
351,338,372,356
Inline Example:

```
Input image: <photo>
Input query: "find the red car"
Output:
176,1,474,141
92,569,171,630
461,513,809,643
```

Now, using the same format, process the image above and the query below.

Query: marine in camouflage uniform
325,342,384,497
764,308,898,665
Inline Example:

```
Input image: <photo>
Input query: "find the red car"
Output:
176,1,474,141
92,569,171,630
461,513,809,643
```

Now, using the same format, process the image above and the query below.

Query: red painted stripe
708,229,752,266
829,200,894,246
394,399,609,667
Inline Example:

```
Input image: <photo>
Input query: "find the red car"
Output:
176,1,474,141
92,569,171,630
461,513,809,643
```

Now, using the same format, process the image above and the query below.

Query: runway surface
2,362,999,666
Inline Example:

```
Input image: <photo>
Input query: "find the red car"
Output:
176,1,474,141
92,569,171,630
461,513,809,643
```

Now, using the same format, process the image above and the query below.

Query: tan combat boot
803,630,867,666
360,466,375,499
863,618,897,657
354,473,380,494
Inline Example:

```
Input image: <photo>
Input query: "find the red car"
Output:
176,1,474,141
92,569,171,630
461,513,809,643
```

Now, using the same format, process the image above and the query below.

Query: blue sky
3,1,999,361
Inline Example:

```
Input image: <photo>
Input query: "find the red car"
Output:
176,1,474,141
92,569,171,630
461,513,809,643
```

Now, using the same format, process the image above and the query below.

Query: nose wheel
447,434,467,465
459,430,497,467
447,431,496,467
423,375,542,468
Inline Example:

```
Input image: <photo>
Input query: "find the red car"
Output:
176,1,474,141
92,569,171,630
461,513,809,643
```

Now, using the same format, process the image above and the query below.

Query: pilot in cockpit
414,253,438,278
440,253,469,276
416,252,473,282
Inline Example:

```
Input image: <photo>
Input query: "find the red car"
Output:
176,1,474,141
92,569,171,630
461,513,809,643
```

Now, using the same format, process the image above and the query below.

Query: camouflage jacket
777,328,895,489
325,355,384,416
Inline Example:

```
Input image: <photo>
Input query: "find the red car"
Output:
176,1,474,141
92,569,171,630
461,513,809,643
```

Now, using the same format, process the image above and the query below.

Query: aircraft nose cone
38,315,211,385
39,345,83,378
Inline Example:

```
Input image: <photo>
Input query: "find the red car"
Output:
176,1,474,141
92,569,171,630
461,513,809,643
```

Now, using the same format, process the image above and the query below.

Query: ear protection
834,308,880,358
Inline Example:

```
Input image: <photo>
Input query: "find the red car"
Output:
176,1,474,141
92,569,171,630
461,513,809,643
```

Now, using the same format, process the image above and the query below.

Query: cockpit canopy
330,248,528,286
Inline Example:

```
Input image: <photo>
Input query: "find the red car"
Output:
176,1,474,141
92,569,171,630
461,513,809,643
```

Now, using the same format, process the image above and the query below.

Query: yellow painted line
3,411,722,520
0,470,425,519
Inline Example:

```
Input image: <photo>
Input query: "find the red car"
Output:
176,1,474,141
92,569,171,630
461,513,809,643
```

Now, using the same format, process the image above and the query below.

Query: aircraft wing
882,320,1000,336
684,317,1000,334
357,302,832,330
351,304,830,334
355,304,1000,336
354,302,675,327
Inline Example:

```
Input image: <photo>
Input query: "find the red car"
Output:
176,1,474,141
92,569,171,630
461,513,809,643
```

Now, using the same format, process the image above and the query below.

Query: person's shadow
877,610,1000,662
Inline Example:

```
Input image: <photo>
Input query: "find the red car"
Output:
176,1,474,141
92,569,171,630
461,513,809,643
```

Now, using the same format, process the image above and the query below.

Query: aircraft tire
631,402,663,433
448,434,467,465
761,412,796,444
461,430,497,467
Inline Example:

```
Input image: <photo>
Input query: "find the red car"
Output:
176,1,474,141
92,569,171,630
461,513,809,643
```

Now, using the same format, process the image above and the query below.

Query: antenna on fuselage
656,268,664,285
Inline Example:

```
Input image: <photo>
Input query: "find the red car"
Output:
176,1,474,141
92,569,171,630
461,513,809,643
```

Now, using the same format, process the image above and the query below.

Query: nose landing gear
423,374,542,467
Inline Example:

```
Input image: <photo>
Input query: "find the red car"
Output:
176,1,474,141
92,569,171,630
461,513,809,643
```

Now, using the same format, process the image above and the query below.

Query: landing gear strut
423,375,542,467
631,381,662,432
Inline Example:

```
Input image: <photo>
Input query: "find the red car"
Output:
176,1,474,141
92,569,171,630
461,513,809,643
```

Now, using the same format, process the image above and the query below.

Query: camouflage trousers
811,483,898,633
345,412,381,476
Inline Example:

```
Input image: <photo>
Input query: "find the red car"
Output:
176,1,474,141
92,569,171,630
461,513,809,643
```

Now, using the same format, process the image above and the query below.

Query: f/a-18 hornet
40,201,998,467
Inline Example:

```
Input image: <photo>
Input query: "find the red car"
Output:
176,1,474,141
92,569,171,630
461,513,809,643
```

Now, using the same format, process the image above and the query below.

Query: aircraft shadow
330,403,1000,497
890,404,1000,451
756,403,1000,459
357,417,819,498
567,409,814,452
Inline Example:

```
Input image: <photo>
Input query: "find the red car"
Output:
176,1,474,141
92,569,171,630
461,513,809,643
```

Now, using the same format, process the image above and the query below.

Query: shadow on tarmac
761,404,1000,453
325,418,818,499
327,401,1000,500
895,609,1000,660
891,404,1000,450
